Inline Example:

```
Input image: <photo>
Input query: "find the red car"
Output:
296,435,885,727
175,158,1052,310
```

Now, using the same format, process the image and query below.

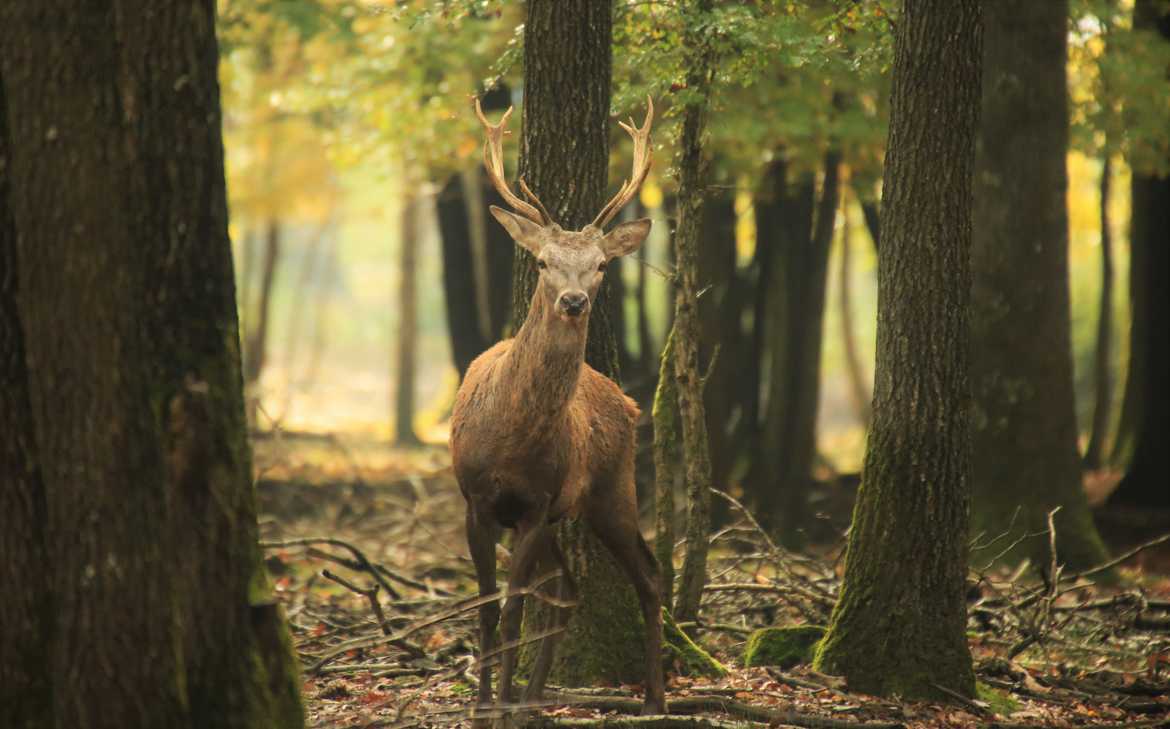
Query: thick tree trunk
513,0,648,686
0,3,304,727
1108,0,1169,508
672,3,716,624
970,0,1109,568
1084,155,1114,469
838,202,872,426
750,151,840,546
813,0,982,699
395,192,421,446
0,75,52,729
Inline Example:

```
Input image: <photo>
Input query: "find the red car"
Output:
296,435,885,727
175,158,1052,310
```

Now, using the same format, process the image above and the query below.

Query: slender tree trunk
672,0,717,625
0,2,304,726
652,326,679,608
698,189,741,501
1108,0,1169,507
437,173,488,376
970,0,1108,568
750,150,840,546
636,235,654,376
513,0,649,686
813,0,982,699
838,197,872,426
244,218,281,426
395,192,421,446
1084,155,1114,469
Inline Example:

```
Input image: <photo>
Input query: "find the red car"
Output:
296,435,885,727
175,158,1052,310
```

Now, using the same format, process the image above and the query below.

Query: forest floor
253,432,1170,729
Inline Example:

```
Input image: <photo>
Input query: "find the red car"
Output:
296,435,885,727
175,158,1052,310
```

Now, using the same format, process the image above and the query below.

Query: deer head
475,97,654,321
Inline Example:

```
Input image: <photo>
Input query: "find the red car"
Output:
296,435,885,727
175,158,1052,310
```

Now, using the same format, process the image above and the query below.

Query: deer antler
474,98,549,226
591,96,654,230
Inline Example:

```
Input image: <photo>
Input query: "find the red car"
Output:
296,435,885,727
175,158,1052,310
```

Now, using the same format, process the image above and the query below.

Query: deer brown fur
451,99,664,726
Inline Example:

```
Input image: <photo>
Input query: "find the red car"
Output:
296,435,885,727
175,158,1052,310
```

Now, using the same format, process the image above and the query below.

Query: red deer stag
450,97,663,725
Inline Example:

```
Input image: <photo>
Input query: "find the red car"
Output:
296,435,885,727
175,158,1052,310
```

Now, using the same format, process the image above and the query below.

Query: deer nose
558,291,589,317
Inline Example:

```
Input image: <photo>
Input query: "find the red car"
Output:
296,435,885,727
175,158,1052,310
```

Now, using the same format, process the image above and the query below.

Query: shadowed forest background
2,0,1169,728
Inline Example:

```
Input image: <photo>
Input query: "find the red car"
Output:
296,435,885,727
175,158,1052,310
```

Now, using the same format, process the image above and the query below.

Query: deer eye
597,261,608,272
537,259,548,270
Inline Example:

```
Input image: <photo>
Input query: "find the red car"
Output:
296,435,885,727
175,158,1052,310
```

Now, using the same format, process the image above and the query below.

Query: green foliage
614,0,893,184
1069,0,1170,174
742,625,826,669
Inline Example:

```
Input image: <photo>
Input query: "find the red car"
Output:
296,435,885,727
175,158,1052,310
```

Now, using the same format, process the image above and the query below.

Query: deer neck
505,289,587,436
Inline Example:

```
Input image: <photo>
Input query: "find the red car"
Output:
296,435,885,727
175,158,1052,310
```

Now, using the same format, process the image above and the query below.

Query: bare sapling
450,97,664,726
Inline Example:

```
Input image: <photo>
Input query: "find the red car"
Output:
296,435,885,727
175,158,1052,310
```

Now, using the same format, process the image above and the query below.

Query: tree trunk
514,0,648,686
750,150,840,546
672,0,716,625
437,173,489,376
243,218,282,427
838,199,872,427
813,0,981,699
0,2,304,727
1083,155,1114,469
970,0,1109,568
652,327,679,608
698,189,741,502
635,206,655,377
1108,0,1169,508
0,74,52,729
395,192,421,446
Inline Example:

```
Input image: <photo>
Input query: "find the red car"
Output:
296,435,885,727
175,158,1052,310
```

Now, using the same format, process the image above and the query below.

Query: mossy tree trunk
970,0,1108,568
1108,0,1169,509
672,0,717,624
513,0,647,686
0,2,304,727
813,0,981,700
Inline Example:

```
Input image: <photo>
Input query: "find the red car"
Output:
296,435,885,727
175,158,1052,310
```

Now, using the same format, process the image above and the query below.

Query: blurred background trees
206,0,1168,554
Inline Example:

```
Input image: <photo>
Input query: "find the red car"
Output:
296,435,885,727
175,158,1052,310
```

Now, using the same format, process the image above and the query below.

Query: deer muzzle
558,291,589,317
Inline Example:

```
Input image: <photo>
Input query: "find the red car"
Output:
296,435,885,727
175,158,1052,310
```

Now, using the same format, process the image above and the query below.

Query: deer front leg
466,507,501,728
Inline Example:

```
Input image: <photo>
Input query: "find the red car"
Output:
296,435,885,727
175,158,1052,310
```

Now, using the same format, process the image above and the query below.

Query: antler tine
591,96,655,230
474,98,548,225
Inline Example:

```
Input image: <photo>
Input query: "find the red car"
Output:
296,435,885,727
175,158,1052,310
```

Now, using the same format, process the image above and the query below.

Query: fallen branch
545,691,906,729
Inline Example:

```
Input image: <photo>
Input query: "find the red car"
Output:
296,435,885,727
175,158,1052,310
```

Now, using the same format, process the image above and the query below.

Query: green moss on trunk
742,626,825,669
663,610,726,678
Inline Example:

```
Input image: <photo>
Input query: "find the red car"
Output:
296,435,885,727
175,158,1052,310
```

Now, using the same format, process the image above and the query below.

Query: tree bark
1083,155,1114,470
0,3,304,726
970,0,1109,568
813,0,981,700
1108,0,1169,508
0,72,52,729
672,0,717,625
395,192,421,446
513,0,649,686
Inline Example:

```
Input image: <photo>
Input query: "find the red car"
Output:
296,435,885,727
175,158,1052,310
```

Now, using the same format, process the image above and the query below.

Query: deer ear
601,218,651,258
489,206,544,255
